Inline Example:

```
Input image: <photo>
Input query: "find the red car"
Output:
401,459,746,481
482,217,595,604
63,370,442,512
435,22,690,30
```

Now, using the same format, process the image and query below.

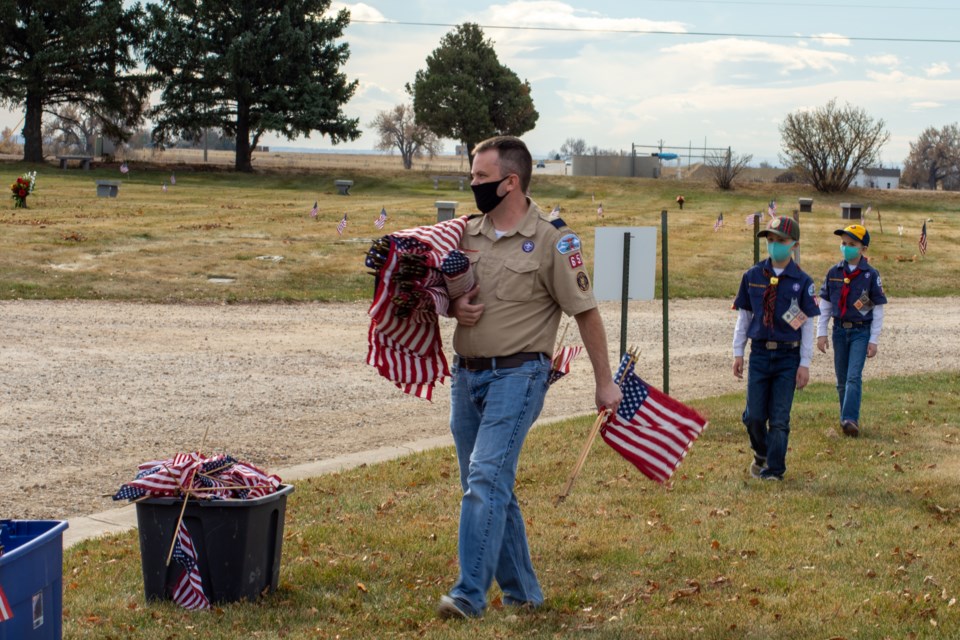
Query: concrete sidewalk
64,434,453,548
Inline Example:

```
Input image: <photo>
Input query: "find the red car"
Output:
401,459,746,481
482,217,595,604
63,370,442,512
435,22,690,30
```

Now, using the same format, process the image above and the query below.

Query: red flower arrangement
10,171,37,208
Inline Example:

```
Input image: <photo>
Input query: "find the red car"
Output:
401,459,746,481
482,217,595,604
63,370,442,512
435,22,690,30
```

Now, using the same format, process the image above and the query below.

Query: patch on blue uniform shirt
808,283,815,297
865,272,871,279
557,233,581,255
792,283,801,292
577,271,590,291
522,240,535,253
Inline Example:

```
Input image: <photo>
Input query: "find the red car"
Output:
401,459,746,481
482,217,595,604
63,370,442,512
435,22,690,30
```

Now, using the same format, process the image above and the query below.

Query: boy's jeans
743,345,800,478
832,324,870,424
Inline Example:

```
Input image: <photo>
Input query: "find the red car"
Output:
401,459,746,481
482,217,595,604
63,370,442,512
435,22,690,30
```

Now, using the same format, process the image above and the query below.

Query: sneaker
438,595,472,620
759,471,783,481
749,457,767,479
841,420,860,438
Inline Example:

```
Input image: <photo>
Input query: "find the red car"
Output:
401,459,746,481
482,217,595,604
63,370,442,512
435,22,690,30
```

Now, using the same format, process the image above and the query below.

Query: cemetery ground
0,157,958,638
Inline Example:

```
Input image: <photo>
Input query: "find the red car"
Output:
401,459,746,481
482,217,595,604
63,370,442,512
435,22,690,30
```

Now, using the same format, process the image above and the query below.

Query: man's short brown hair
473,136,532,193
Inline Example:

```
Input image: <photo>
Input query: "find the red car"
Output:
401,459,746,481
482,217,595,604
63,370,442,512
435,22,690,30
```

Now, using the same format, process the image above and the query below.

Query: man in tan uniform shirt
438,136,622,620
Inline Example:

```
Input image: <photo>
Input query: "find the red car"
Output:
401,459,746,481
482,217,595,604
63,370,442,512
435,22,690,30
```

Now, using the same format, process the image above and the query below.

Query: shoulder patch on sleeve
550,217,567,229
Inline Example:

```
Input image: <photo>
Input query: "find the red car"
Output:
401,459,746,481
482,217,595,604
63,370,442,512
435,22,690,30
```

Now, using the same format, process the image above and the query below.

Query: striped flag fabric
550,203,561,218
119,162,129,174
919,220,928,255
548,345,583,386
310,201,318,218
170,172,176,185
366,216,470,400
713,211,724,231
375,207,387,230
745,212,760,226
336,212,348,236
597,203,604,218
171,520,210,610
601,353,708,484
767,199,777,219
0,585,13,622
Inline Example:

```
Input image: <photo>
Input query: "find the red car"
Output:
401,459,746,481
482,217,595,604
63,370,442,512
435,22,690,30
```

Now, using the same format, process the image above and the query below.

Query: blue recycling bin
0,520,68,640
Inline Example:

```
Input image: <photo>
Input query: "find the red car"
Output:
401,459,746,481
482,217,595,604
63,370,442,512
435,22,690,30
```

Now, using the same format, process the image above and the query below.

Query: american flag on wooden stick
601,353,708,483
713,211,724,231
336,212,348,236
366,216,471,400
548,345,583,386
171,520,210,610
375,207,387,230
919,220,928,255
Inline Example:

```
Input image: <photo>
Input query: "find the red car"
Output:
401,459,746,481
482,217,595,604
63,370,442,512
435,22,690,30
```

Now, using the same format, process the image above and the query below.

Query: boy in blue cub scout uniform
732,216,819,481
816,224,887,437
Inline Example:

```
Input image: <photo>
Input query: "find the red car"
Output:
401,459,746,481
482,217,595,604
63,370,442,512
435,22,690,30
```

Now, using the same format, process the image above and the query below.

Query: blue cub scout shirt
818,258,887,322
733,258,820,342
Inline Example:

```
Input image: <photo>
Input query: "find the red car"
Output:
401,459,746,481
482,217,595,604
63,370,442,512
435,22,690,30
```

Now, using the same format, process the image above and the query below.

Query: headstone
435,201,458,222
334,179,353,196
95,180,121,198
798,197,813,213
840,202,862,220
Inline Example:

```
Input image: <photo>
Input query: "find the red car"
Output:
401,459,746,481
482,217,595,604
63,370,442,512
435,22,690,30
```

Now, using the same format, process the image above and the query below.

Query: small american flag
0,585,13,622
162,182,167,192
548,345,583,386
310,201,318,218
170,172,176,185
336,212,348,236
745,212,760,226
119,162,129,174
550,203,561,218
919,220,928,255
601,353,708,483
375,207,387,230
597,203,604,218
171,520,210,610
713,211,724,231
864,205,872,224
767,199,777,219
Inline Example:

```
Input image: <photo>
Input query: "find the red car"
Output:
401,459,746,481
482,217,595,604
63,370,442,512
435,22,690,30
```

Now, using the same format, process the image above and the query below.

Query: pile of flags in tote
113,452,282,610
601,353,708,483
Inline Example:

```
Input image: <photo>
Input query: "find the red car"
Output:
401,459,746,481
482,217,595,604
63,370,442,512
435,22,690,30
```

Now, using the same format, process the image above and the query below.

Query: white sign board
593,227,657,301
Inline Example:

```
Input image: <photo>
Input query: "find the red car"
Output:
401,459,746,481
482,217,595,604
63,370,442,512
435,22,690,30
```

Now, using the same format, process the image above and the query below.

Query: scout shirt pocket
496,258,539,301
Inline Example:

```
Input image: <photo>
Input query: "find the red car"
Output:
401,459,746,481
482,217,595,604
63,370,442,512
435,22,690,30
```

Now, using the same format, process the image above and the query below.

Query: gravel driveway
2,298,957,519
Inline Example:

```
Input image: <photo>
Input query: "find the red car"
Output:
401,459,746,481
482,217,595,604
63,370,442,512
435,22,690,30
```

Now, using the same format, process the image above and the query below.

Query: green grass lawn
2,161,958,302
63,371,960,639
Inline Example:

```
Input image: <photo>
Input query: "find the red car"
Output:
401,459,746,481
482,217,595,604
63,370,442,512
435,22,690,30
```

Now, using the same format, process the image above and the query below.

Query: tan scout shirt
453,200,597,357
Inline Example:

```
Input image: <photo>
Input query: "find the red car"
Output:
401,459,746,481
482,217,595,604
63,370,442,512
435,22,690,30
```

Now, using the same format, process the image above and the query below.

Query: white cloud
810,33,851,47
660,38,854,75
910,101,944,110
866,54,899,66
328,2,386,21
925,62,950,77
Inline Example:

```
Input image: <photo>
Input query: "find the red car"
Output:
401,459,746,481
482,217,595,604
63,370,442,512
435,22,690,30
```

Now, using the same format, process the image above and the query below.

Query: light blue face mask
767,240,795,262
841,245,861,261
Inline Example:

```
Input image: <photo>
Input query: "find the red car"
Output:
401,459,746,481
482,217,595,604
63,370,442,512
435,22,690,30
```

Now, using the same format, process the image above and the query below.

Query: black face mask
471,175,512,213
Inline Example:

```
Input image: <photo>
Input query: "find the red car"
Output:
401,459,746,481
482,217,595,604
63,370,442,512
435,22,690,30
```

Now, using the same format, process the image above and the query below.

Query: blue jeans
743,345,800,478
832,324,870,424
448,356,550,616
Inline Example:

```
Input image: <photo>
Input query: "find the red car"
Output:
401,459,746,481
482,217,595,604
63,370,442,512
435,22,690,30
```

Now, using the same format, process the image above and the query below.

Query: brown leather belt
455,352,545,371
753,340,800,350
841,320,870,329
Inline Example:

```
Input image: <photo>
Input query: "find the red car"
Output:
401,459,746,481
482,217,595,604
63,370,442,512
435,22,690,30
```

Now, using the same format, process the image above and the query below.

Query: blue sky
4,1,960,166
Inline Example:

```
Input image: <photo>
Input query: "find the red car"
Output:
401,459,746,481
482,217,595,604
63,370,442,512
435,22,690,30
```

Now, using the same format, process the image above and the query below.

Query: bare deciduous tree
705,149,753,190
43,104,98,155
370,104,441,170
779,99,889,193
560,137,586,156
901,123,960,190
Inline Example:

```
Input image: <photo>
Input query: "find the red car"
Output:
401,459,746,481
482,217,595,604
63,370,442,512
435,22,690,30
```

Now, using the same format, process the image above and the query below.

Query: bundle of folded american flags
113,452,281,610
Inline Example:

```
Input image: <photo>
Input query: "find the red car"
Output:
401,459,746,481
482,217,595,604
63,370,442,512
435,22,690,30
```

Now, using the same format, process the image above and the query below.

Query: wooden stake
555,346,640,505
165,424,213,567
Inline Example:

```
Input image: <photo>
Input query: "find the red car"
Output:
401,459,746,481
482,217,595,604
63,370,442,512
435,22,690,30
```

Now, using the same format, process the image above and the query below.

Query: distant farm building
851,167,901,190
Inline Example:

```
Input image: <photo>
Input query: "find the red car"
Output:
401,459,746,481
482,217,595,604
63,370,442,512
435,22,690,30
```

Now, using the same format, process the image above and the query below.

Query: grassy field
62,371,960,639
2,158,958,303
